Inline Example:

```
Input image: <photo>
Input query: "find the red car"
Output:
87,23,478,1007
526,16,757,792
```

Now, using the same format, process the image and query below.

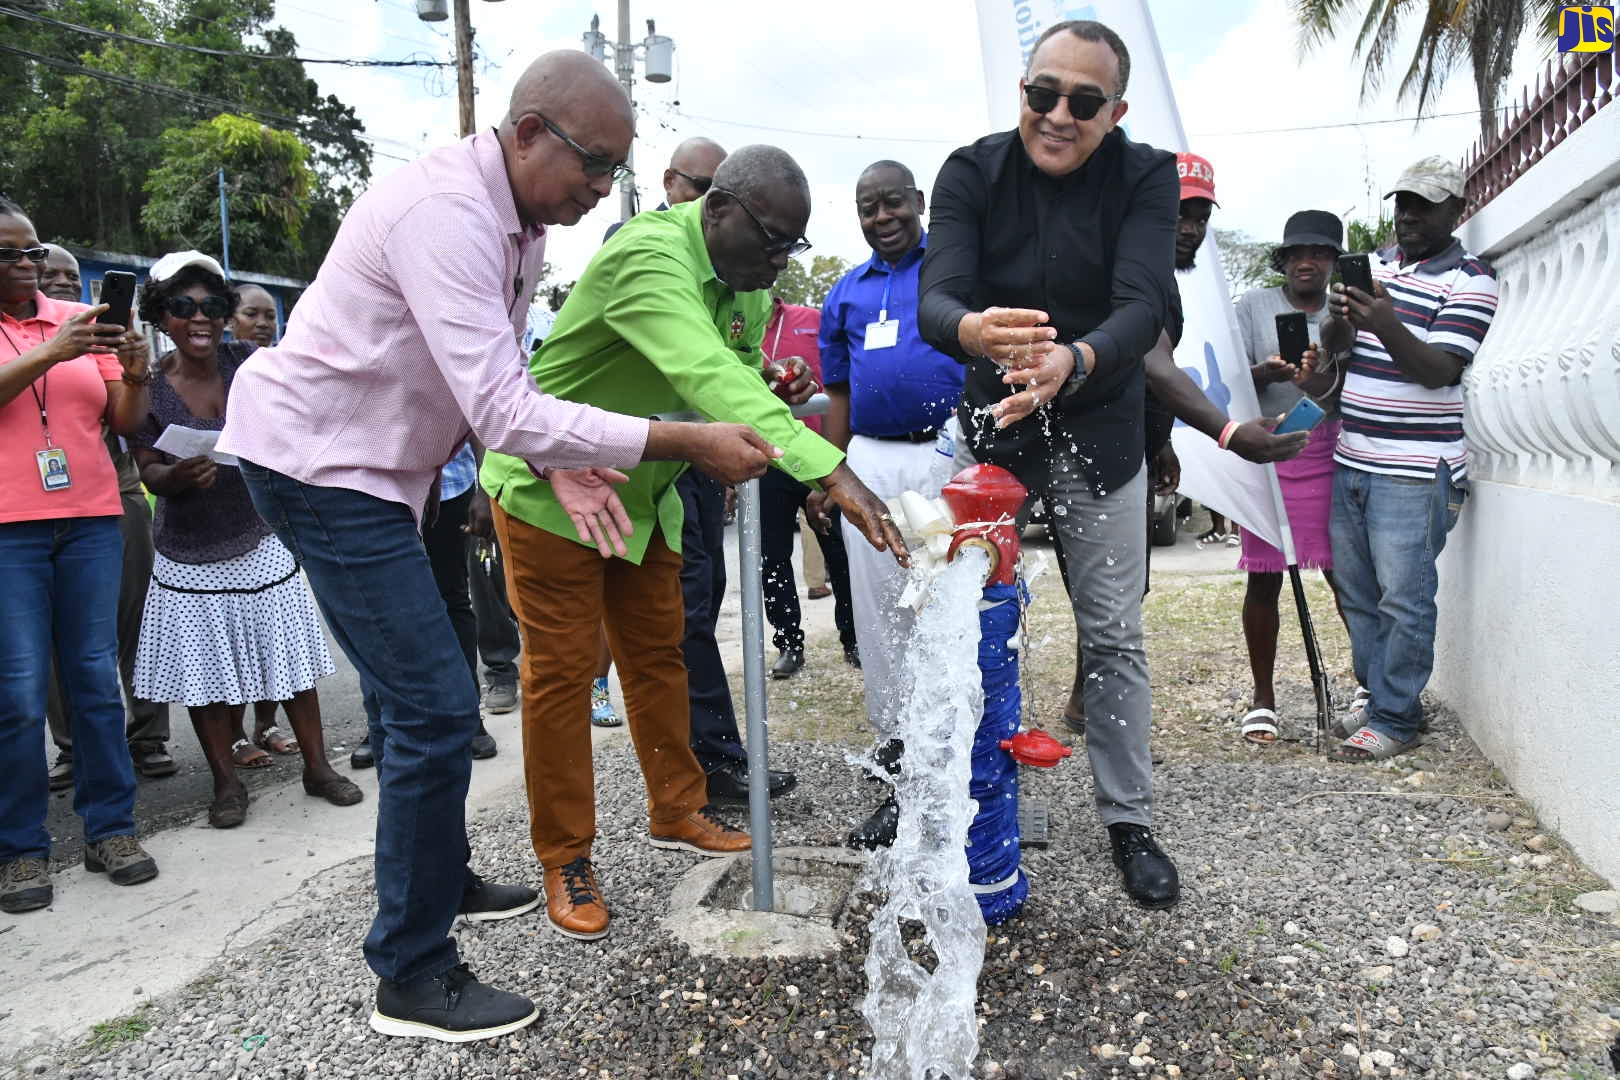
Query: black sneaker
370,964,538,1043
0,857,52,914
459,873,540,923
350,734,375,770
470,729,498,760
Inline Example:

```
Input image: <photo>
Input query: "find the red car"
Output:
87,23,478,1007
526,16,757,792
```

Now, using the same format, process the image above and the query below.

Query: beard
1175,252,1196,272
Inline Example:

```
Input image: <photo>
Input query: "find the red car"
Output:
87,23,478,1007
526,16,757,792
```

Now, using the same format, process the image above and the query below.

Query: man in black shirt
918,18,1180,909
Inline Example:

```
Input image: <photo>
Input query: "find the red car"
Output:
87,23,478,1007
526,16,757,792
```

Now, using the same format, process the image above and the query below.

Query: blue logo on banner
1556,6,1614,52
1175,341,1232,426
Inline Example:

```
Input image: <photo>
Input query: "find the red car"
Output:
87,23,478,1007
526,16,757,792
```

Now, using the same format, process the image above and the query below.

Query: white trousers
840,434,955,734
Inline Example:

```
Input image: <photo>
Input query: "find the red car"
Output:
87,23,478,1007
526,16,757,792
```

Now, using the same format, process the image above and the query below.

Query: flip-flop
1329,726,1420,763
253,725,300,755
230,738,272,769
1240,707,1280,745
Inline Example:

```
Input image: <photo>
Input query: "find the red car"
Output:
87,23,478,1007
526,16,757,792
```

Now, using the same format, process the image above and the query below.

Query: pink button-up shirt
218,131,649,515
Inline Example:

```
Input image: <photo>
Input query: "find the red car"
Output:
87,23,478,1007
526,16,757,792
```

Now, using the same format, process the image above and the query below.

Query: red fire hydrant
940,464,1026,587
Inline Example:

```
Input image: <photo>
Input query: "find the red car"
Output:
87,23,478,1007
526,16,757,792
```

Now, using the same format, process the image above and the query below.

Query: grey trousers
1039,462,1154,827
48,488,170,752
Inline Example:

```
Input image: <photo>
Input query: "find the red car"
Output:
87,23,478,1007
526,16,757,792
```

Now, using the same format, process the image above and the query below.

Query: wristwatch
1058,342,1090,403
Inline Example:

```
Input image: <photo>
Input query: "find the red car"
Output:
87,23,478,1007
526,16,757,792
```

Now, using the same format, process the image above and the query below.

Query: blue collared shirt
820,236,965,437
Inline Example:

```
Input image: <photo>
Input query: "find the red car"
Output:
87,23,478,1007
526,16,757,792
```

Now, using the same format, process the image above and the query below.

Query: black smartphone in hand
96,271,137,330
1275,311,1309,367
1336,253,1374,297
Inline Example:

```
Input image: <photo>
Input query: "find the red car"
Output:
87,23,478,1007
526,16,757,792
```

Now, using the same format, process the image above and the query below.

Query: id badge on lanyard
0,323,72,492
862,271,900,351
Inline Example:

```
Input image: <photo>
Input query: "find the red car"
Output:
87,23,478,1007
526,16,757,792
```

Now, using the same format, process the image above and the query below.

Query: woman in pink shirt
0,196,161,915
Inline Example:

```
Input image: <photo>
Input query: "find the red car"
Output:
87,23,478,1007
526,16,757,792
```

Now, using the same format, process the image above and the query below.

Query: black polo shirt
918,127,1179,495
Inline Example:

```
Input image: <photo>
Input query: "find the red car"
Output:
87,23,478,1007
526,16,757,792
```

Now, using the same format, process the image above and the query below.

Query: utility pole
453,0,476,138
583,7,675,223
614,0,635,220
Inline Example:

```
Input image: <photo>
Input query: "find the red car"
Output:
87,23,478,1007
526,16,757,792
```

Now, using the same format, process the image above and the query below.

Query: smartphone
1274,395,1326,436
1336,253,1374,297
1275,312,1309,367
96,271,137,329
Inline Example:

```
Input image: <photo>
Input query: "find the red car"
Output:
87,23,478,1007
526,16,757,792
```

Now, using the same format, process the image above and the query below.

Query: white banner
973,0,1289,551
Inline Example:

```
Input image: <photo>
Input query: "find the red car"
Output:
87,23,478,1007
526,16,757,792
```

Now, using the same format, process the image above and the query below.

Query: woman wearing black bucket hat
1230,209,1351,744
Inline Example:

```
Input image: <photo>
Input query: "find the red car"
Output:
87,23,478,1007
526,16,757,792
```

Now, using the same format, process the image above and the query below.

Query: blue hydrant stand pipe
968,581,1029,924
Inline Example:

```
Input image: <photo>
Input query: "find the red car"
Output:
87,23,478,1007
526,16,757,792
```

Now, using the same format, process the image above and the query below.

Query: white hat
149,250,228,283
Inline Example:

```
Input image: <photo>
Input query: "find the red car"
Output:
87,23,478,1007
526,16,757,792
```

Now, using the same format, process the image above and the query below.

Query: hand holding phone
95,270,137,330
1336,253,1373,297
1275,311,1309,368
1273,395,1326,436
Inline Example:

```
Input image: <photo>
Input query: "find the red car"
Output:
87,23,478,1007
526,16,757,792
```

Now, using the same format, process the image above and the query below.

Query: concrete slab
664,846,867,961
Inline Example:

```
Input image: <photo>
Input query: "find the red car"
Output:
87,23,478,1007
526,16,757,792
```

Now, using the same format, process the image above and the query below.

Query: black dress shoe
1107,823,1179,910
460,873,540,922
843,643,861,668
470,729,497,760
706,761,796,805
770,648,805,679
370,963,538,1043
350,734,374,770
872,738,904,775
847,793,899,850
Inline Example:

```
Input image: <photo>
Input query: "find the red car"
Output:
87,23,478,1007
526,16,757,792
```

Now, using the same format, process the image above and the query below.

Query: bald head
506,50,632,130
701,145,811,294
664,137,726,206
711,145,810,212
498,50,635,228
40,244,81,303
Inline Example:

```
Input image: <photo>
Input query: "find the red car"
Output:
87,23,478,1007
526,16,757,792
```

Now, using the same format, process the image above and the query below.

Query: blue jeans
1331,464,1467,743
0,516,136,861
240,461,477,984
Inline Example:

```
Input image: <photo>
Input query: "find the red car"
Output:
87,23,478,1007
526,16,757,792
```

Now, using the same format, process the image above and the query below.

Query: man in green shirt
481,145,905,942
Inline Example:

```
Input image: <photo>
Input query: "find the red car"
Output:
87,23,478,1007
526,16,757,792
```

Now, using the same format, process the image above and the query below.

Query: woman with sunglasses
0,196,161,913
129,252,361,829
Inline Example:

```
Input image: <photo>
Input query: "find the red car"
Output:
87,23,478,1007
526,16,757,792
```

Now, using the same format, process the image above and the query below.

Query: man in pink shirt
218,51,776,1044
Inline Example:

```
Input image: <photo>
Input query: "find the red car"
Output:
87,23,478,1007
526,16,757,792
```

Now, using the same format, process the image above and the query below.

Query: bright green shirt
481,198,844,564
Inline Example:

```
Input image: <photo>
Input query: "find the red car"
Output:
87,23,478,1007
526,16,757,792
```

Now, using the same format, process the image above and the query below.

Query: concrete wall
1434,102,1620,886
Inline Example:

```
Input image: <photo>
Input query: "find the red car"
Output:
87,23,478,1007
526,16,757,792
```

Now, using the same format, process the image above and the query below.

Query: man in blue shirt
821,160,966,848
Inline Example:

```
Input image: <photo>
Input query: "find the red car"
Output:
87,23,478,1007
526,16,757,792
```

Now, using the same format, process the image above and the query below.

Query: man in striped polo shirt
1304,156,1498,762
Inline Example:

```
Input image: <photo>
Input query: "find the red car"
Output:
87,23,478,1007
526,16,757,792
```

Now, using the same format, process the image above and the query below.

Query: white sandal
1240,707,1280,744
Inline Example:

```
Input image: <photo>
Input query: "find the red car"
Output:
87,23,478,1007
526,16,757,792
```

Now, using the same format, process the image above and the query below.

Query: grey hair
711,145,809,206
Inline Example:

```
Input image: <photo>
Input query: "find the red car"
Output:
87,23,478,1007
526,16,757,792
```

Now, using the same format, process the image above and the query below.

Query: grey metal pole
657,395,828,913
736,476,773,911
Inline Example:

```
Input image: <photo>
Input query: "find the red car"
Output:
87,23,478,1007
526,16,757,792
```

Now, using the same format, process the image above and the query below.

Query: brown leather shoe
542,857,609,940
648,805,751,857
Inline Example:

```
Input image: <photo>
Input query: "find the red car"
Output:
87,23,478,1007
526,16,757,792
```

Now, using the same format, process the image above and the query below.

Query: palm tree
1294,0,1564,136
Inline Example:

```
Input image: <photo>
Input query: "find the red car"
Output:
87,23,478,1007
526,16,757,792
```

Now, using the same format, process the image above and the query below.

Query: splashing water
861,550,989,1080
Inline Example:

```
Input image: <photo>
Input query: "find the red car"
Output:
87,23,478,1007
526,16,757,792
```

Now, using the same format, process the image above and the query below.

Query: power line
0,4,452,68
0,42,412,162
1190,104,1509,139
669,108,959,145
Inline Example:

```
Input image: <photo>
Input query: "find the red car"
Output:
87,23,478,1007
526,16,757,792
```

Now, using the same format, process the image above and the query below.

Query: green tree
772,254,852,308
1293,0,1562,135
1215,228,1283,296
0,0,373,276
1344,214,1394,253
142,114,314,269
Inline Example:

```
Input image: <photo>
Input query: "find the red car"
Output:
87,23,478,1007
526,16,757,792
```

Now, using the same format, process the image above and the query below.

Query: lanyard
0,321,51,445
770,310,786,360
879,270,893,324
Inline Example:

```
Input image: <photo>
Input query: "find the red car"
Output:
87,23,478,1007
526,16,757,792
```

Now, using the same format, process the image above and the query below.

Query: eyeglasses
0,246,49,265
1022,83,1118,122
671,169,713,194
534,113,633,182
166,295,232,320
856,188,918,218
710,187,812,257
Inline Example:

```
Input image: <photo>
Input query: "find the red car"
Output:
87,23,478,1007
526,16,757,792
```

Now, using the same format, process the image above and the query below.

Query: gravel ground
15,564,1620,1080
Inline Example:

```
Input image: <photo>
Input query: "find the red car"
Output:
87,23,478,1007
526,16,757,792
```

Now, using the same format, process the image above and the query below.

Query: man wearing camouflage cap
1297,155,1498,762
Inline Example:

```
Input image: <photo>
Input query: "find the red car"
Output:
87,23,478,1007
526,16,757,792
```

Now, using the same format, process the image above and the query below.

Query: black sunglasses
0,246,49,265
1022,83,1117,122
166,295,232,320
534,113,633,182
710,187,812,257
671,169,713,194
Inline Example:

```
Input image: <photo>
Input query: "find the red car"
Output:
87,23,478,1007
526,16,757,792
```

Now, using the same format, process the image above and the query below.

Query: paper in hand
152,424,238,466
